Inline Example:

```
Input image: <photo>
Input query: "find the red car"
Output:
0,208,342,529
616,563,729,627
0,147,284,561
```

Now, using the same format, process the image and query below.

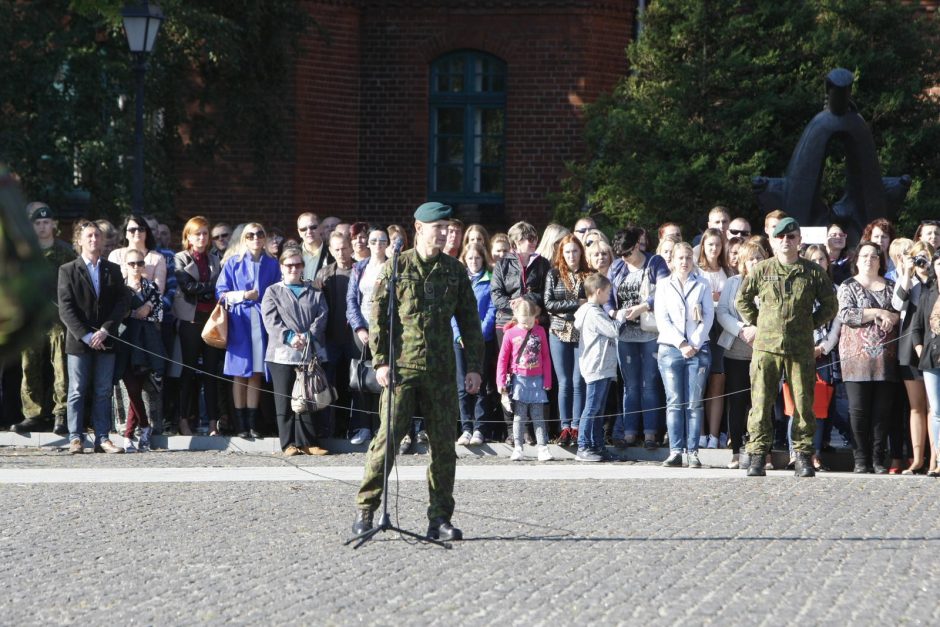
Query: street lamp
121,1,164,214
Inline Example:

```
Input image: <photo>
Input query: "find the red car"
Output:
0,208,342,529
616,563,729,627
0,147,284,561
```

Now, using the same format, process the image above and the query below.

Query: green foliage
0,1,310,223
554,0,940,236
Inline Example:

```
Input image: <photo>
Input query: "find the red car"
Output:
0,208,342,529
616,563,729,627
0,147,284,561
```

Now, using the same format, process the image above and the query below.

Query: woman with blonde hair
535,223,571,261
586,239,613,277
216,223,280,438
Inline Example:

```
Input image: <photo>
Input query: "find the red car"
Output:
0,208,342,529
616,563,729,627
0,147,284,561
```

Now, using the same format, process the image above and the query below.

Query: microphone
392,238,404,255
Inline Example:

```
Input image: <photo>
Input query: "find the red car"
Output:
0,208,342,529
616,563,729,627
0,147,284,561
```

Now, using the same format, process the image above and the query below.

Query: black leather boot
427,517,463,541
794,452,815,478
746,451,766,476
247,408,261,439
351,509,374,535
235,408,249,438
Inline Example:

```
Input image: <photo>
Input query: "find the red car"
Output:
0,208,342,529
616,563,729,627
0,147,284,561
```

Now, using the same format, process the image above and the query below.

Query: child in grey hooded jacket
573,273,626,461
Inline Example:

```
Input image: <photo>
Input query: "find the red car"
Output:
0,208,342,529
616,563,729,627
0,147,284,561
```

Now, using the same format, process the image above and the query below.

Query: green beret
28,203,54,221
772,217,799,237
413,201,453,223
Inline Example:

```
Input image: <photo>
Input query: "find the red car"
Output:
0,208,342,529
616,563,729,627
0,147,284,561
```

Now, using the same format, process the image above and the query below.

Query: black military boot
52,415,68,436
746,451,766,476
427,517,463,541
235,408,249,438
10,416,49,433
351,509,374,535
247,409,261,439
794,452,815,478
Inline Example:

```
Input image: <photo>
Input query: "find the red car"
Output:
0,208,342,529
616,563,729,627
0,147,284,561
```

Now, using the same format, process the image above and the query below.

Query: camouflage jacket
736,256,837,357
370,249,483,375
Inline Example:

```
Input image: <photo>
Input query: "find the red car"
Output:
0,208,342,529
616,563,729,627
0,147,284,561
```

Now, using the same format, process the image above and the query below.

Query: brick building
173,1,637,232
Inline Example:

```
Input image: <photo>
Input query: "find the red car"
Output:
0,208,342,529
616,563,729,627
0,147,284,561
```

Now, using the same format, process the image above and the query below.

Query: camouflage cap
772,217,799,237
414,202,453,223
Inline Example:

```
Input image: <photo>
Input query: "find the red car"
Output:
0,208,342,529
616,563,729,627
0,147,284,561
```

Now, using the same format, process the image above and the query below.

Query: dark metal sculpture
753,68,909,242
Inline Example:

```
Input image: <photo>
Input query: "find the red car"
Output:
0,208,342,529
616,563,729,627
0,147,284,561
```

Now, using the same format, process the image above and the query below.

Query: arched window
429,51,506,203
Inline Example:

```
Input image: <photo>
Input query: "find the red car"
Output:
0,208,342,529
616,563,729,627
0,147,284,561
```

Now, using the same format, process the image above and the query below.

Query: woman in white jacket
654,242,714,468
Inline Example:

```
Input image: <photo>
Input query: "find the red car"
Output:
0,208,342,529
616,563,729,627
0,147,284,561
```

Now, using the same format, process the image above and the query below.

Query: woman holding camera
893,241,936,474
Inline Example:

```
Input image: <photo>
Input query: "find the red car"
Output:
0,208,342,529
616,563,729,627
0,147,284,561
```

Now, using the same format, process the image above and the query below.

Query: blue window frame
429,51,506,204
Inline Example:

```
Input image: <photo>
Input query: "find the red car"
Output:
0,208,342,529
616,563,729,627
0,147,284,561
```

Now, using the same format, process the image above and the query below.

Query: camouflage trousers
356,368,458,521
745,350,816,455
20,323,68,419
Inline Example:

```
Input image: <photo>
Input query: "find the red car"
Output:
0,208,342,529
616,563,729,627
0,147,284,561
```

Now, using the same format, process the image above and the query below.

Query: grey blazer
260,281,328,364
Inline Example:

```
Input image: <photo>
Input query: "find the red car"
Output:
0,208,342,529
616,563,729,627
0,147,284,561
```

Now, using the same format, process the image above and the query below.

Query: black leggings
267,361,317,450
724,357,751,454
845,380,895,466
178,312,224,423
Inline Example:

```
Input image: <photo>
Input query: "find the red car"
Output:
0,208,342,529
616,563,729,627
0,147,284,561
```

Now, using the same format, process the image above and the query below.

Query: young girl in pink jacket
497,297,553,461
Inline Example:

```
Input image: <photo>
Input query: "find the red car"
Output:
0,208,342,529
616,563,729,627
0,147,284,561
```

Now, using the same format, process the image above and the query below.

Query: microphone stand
345,241,451,549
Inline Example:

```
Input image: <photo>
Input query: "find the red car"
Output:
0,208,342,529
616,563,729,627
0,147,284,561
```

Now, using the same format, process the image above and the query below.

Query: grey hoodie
574,302,622,383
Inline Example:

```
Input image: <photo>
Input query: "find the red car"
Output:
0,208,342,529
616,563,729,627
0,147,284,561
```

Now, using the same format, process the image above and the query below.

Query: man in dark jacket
58,220,130,454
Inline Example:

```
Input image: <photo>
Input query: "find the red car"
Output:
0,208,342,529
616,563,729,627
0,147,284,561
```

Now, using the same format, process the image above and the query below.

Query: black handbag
349,344,382,394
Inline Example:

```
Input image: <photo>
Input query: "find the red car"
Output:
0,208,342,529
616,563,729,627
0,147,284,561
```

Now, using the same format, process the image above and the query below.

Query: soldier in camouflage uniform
352,202,484,541
10,203,76,435
736,217,837,477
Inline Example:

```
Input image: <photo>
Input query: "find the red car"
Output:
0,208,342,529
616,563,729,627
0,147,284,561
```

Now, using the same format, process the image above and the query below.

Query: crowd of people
4,200,940,474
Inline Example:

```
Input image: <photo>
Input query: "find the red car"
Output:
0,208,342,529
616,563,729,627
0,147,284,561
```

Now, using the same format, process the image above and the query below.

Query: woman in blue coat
216,223,281,437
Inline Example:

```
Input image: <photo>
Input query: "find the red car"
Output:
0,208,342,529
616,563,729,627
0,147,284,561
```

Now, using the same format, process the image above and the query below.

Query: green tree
0,0,310,223
555,0,940,236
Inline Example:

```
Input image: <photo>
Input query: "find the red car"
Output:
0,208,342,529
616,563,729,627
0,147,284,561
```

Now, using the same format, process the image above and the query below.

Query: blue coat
346,258,371,332
452,270,496,343
216,253,281,377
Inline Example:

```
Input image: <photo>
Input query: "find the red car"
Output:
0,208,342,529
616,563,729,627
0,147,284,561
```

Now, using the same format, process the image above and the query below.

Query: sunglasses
828,232,846,238
127,260,145,267
729,229,750,237
213,233,230,240
282,262,304,270
369,238,389,245
244,231,266,240
585,240,596,247
126,226,145,234
298,224,319,231
574,228,589,234
775,233,798,240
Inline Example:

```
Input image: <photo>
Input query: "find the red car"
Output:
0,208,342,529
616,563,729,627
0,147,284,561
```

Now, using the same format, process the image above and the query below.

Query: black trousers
266,361,317,450
178,313,224,424
724,357,752,454
845,380,895,466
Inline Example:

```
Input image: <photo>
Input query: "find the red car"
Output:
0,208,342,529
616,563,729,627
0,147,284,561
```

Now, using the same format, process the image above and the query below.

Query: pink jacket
496,324,552,389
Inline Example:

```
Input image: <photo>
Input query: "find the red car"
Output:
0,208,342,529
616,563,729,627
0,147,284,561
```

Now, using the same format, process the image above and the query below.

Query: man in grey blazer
58,220,130,453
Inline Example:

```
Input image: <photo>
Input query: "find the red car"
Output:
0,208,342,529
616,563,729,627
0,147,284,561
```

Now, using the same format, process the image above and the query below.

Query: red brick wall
173,1,634,233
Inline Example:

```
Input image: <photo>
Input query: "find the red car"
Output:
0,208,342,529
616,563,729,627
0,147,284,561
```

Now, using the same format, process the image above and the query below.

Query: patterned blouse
836,277,897,382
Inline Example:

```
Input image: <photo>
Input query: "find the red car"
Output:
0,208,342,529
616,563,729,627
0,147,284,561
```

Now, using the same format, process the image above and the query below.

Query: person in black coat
911,250,940,475
58,220,130,454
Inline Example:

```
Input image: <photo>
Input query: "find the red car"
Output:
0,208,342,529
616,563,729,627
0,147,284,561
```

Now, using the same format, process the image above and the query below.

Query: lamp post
121,1,164,214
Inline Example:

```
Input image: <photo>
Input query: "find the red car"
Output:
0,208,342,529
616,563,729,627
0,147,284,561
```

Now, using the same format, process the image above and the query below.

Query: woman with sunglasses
173,216,224,436
261,246,329,456
216,223,280,438
346,227,390,446
115,249,165,452
911,250,940,476
108,214,167,295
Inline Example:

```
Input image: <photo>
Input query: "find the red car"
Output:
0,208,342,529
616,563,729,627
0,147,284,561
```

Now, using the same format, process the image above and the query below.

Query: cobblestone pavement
2,451,939,625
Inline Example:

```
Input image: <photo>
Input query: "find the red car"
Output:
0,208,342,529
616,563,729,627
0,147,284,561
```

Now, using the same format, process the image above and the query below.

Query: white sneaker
537,446,554,462
727,454,740,469
510,446,524,461
456,431,472,446
698,435,708,448
706,435,718,449
718,432,728,449
350,428,371,445
124,437,137,453
469,430,485,446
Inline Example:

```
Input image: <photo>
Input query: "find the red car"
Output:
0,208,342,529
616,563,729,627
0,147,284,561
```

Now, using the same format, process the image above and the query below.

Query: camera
914,255,930,269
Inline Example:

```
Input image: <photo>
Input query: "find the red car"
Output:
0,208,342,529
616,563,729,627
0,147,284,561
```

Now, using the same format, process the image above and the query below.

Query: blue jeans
67,352,116,445
578,378,611,451
549,335,585,429
615,338,662,440
455,342,489,433
658,344,710,453
924,369,940,453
